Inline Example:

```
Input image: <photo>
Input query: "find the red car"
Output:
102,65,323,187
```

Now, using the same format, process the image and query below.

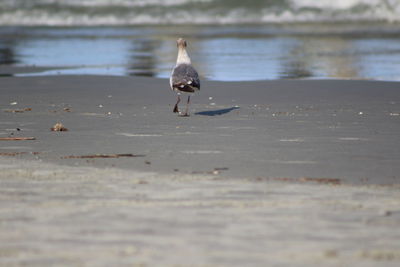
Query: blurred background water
0,0,399,81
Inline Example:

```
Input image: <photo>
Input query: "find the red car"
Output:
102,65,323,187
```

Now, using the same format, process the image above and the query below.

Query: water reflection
127,38,160,77
280,37,360,79
280,38,314,79
193,38,282,81
0,26,399,81
0,40,19,65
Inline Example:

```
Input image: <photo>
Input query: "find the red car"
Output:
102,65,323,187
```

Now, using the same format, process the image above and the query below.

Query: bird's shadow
195,106,240,116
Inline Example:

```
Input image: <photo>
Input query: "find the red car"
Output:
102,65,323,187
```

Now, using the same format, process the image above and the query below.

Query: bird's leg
183,95,191,116
173,95,181,113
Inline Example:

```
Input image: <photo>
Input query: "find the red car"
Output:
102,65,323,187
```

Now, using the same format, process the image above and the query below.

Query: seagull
170,38,200,116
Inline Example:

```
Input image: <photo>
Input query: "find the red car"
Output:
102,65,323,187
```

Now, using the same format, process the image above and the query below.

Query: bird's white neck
176,47,191,65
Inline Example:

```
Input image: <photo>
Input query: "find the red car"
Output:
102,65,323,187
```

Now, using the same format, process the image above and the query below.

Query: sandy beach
1,73,400,266
1,157,400,266
2,0,400,265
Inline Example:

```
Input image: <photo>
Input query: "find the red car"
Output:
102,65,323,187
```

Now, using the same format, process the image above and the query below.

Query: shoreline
2,64,400,83
2,24,400,82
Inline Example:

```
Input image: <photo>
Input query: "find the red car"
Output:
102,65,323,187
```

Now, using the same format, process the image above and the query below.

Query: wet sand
1,74,400,266
1,74,400,184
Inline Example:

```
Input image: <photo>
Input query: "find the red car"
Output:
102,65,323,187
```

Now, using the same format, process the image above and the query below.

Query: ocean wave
0,0,399,26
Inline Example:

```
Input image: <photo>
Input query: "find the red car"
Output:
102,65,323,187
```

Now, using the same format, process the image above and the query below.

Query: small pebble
51,122,68,132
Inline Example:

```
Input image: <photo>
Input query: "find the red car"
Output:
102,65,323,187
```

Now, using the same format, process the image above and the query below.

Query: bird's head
177,38,187,48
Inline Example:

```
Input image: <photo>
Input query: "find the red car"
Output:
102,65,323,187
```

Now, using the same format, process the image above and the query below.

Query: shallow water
1,24,400,81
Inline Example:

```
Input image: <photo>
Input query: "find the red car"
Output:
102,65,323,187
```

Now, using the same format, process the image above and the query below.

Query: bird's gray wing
171,64,200,93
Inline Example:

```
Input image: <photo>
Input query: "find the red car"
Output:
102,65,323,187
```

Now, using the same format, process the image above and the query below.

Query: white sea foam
0,0,398,26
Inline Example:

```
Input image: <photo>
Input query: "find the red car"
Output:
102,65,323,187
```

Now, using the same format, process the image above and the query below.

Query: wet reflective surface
1,25,400,81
